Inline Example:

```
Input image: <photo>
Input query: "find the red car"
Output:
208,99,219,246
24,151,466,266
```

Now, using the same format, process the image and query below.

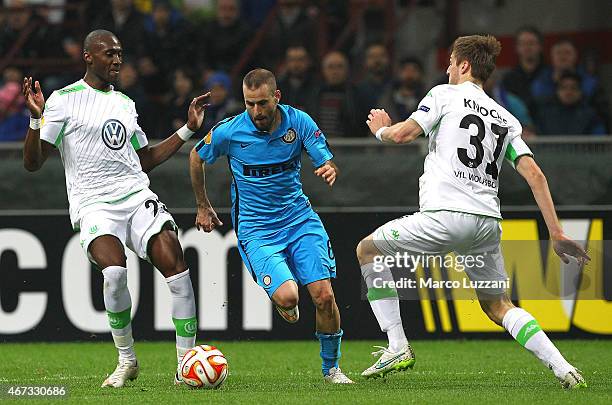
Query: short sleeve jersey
40,79,150,227
195,104,333,240
409,82,533,218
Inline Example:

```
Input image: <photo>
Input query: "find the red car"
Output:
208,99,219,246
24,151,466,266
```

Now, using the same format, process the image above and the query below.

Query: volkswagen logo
102,119,127,150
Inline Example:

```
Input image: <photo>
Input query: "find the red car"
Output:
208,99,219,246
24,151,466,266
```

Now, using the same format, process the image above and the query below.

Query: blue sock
316,329,343,376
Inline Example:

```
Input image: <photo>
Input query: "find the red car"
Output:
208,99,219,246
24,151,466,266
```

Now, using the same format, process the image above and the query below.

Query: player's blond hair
243,68,277,94
451,35,501,83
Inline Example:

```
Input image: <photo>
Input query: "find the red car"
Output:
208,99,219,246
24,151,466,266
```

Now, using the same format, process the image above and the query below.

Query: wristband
176,124,195,141
375,126,388,142
30,116,42,130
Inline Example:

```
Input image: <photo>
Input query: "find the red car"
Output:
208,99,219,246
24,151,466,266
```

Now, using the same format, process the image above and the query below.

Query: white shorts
373,210,507,294
78,188,177,264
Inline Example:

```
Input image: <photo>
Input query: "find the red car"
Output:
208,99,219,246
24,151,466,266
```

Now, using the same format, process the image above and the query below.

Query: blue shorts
237,212,336,298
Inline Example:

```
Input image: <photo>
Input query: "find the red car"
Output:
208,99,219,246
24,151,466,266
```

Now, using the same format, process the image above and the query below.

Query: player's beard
253,111,275,131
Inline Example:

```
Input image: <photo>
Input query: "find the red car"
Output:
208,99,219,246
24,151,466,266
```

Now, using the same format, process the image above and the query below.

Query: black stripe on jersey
228,157,240,236
195,138,206,152
238,240,257,282
227,156,257,282
211,114,239,132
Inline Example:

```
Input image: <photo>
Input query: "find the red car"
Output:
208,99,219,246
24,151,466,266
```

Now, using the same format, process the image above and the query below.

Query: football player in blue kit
189,68,353,383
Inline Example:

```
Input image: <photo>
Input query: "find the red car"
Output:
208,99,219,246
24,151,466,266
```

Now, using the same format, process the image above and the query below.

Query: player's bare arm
137,92,210,173
516,155,590,265
22,77,54,171
189,148,223,232
366,109,424,144
314,160,339,187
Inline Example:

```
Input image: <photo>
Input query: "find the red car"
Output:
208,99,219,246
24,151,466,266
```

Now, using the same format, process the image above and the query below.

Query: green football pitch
0,340,610,404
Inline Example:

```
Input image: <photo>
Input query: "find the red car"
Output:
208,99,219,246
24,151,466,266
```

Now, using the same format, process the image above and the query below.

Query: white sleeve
408,86,445,136
40,91,67,147
129,102,148,150
504,135,533,170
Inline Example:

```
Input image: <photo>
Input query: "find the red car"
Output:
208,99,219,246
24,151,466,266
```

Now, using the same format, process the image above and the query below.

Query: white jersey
40,79,150,228
409,81,533,219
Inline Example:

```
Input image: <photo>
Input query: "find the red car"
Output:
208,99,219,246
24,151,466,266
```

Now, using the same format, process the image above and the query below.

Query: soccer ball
179,345,228,389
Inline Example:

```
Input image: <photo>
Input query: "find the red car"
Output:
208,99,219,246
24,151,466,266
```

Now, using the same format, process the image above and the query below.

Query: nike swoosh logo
375,353,404,369
240,143,253,148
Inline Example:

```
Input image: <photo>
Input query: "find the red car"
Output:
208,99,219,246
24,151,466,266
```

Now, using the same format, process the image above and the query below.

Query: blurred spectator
534,72,605,136
485,71,535,138
0,67,28,141
501,26,548,113
378,56,425,122
201,71,242,133
142,0,193,79
90,0,146,59
199,0,252,73
240,0,276,28
0,0,63,60
356,43,392,112
257,0,318,71
117,61,147,110
43,37,83,91
164,67,198,134
276,45,318,115
531,39,609,131
314,51,367,138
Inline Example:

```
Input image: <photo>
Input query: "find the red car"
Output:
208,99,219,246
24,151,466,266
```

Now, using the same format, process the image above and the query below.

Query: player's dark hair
243,69,277,93
83,29,118,52
552,38,577,51
451,34,501,83
515,25,543,44
399,56,423,72
558,70,582,86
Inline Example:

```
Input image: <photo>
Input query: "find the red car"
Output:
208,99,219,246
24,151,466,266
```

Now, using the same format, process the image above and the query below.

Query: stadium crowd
0,0,609,140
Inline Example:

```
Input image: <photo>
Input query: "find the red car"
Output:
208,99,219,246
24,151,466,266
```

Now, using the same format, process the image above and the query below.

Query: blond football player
357,35,590,389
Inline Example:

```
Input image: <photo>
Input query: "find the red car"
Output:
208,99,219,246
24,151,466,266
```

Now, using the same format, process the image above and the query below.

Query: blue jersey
195,104,333,240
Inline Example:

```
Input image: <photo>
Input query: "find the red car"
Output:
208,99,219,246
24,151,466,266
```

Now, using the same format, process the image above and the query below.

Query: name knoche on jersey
463,98,507,125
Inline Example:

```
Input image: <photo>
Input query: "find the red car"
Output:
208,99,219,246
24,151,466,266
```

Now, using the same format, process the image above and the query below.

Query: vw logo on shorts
102,119,127,150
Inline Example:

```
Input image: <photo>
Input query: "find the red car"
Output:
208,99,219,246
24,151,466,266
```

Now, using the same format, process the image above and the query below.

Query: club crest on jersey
102,119,127,150
282,128,297,144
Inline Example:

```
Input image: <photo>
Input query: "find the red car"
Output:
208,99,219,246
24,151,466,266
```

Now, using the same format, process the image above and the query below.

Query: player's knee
275,293,299,309
480,300,511,326
312,287,335,311
102,266,128,297
356,238,374,264
150,231,187,277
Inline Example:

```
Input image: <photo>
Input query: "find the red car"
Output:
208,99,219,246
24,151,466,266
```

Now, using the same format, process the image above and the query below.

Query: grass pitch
0,340,610,404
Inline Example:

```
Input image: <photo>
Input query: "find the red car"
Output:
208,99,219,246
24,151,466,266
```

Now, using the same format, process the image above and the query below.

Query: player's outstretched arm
314,160,339,187
516,155,590,265
189,147,223,232
22,77,53,171
366,109,423,144
137,93,210,173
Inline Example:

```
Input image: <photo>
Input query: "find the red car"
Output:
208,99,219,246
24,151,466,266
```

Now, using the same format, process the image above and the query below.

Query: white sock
102,266,136,364
502,307,573,379
166,269,197,364
361,262,408,352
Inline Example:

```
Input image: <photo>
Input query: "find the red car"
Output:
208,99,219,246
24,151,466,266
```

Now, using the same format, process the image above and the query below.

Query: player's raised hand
366,108,392,136
553,234,591,266
195,205,223,232
314,160,338,187
22,77,45,118
187,92,211,132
